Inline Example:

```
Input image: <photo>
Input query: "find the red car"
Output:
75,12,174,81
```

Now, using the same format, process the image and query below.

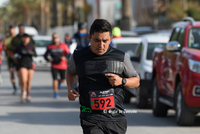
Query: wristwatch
121,77,127,86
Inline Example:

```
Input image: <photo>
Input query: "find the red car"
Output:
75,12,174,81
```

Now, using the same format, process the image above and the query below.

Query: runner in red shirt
44,33,70,98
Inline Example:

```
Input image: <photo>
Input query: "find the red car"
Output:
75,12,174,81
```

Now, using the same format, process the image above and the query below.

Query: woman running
15,34,37,102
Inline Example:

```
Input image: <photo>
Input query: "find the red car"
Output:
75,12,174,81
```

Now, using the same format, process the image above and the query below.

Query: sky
0,0,9,7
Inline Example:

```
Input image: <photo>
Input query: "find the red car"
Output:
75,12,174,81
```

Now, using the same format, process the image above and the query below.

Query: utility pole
72,0,75,24
40,0,45,34
120,0,131,30
52,0,57,27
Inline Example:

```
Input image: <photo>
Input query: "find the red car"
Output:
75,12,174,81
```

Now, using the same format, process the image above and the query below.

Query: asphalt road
0,60,200,134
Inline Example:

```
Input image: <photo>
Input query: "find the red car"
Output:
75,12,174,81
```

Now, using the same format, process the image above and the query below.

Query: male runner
44,33,70,98
3,25,17,94
66,19,140,134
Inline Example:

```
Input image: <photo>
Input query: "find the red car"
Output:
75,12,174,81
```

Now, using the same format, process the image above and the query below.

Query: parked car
112,37,141,103
130,34,169,108
32,35,52,68
152,17,200,126
132,26,155,35
121,31,138,37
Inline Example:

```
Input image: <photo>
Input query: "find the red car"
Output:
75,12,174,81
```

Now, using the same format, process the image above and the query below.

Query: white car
130,33,169,108
15,26,39,36
112,37,141,57
112,37,141,103
33,35,52,68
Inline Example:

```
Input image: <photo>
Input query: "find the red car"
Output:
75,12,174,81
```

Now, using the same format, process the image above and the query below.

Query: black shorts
19,62,33,70
51,68,66,80
8,58,16,68
80,118,127,134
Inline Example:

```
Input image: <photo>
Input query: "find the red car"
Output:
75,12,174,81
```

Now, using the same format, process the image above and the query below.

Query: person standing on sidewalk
70,22,89,54
66,19,140,134
44,33,70,98
2,25,17,94
14,34,37,102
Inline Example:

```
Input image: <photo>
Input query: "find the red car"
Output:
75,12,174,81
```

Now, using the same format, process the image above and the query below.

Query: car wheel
175,82,195,126
123,88,131,103
136,88,148,108
152,78,168,117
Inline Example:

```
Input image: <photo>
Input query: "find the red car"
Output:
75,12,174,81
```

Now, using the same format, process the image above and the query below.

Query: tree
186,1,200,21
167,0,185,22
120,0,131,30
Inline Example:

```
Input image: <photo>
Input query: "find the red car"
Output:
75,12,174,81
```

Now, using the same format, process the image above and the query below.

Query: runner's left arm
29,45,37,57
64,43,71,58
105,53,140,89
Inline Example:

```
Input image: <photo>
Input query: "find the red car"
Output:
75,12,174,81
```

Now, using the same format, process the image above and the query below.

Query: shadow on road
124,102,200,127
0,111,80,126
4,100,80,109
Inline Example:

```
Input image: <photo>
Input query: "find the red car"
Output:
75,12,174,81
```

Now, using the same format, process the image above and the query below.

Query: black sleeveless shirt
68,46,138,121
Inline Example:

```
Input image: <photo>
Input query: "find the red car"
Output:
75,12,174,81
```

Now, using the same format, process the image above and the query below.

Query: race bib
90,89,115,110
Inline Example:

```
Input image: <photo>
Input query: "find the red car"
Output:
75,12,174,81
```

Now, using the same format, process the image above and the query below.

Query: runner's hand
49,58,53,63
61,56,67,61
68,89,80,101
105,73,123,87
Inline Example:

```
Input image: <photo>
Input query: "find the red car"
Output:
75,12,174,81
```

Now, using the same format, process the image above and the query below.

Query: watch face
123,78,126,85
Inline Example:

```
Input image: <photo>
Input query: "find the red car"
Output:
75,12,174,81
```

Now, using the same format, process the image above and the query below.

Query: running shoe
26,94,31,102
54,92,59,98
12,90,17,95
21,91,27,103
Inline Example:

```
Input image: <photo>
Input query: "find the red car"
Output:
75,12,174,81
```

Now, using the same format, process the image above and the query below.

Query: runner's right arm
44,48,53,62
66,71,79,101
66,55,79,101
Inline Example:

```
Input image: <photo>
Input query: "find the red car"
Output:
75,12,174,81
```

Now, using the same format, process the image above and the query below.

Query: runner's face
9,28,15,35
79,29,87,33
19,26,25,35
52,34,60,45
22,37,30,45
89,32,113,55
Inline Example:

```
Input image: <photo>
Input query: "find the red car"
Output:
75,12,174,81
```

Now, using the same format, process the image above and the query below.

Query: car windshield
35,40,51,47
147,43,166,60
188,28,200,50
114,43,138,53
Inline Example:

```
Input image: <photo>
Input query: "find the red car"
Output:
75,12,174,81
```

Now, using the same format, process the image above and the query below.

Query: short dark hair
78,22,87,30
9,25,15,29
89,19,112,36
18,24,24,27
22,33,30,38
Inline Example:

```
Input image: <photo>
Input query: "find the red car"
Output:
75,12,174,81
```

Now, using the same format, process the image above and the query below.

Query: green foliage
0,0,41,24
186,2,200,21
167,0,185,22
167,0,200,22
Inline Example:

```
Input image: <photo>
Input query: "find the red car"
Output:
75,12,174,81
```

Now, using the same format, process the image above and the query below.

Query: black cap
78,22,87,30
22,33,30,37
9,25,15,29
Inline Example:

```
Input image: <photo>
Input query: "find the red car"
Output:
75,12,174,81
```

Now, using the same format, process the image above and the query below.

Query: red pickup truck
152,17,200,126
